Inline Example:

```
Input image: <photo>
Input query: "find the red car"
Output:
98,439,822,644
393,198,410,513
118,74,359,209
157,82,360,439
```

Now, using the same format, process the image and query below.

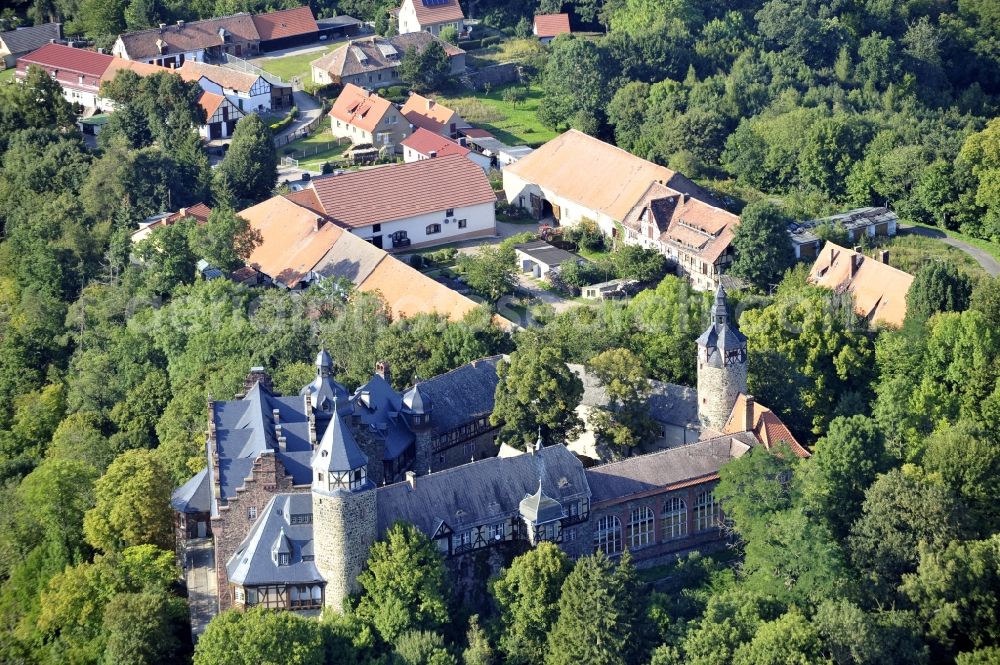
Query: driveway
514,273,576,313
185,539,218,639
898,223,1000,276
274,90,324,146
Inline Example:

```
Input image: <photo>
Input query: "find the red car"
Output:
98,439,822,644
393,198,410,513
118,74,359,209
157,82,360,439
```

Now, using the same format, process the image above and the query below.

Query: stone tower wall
352,426,385,486
696,353,748,430
313,487,377,612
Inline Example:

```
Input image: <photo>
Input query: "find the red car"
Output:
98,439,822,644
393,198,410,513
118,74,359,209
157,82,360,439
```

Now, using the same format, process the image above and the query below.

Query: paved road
185,539,218,639
898,223,1000,276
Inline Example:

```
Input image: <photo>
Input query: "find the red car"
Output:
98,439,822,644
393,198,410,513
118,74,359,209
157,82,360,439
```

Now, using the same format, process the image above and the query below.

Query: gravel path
898,223,1000,276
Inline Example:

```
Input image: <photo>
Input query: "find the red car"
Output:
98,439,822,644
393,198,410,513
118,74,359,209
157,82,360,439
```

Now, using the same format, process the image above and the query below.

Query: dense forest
2,0,1000,662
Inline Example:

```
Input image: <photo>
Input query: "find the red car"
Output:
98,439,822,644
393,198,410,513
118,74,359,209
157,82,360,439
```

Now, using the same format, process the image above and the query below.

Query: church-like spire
711,284,729,325
311,398,368,492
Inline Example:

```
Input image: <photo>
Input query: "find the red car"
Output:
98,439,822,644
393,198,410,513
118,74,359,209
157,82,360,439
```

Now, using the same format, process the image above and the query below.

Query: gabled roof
328,83,395,133
311,32,463,79
16,42,113,78
622,182,739,263
401,93,459,134
414,356,502,433
808,241,914,328
722,394,810,458
100,57,173,83
197,90,237,118
171,467,212,513
309,154,495,228
117,14,260,61
357,252,481,322
585,434,754,505
533,13,570,38
227,493,322,586
251,6,318,41
179,60,263,92
0,23,61,56
401,127,470,158
504,130,712,222
408,0,465,26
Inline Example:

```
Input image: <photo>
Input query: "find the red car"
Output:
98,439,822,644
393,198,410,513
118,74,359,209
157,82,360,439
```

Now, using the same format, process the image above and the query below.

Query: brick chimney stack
744,395,755,433
375,360,391,386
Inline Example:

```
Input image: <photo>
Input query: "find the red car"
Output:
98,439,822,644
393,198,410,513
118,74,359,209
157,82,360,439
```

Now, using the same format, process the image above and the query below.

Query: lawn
877,233,990,280
465,38,545,67
253,41,346,84
0,69,14,83
436,83,557,147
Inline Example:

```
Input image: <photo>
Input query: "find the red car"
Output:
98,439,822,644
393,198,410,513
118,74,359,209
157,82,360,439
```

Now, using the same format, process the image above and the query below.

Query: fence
279,138,350,165
220,53,302,91
272,114,329,148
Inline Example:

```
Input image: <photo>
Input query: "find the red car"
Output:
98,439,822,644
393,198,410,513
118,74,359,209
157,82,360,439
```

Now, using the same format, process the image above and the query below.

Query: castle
172,286,807,614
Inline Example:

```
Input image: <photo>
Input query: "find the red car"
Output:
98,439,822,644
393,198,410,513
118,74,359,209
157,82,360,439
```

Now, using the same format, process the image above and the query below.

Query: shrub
321,162,335,175
409,254,424,269
482,35,502,47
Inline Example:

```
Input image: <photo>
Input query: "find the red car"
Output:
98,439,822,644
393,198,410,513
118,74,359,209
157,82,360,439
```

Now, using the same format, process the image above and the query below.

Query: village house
250,6,320,52
131,203,212,243
179,60,282,113
789,206,899,260
397,0,464,37
328,84,409,150
298,154,496,251
197,90,245,139
620,182,740,291
112,14,261,66
532,13,571,44
400,127,492,171
0,22,61,69
238,192,482,321
172,287,805,615
460,128,534,167
401,93,464,138
310,32,465,87
15,42,113,109
808,241,914,328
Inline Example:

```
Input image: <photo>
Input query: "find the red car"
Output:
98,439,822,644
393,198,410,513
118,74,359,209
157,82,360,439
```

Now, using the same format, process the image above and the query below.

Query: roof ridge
121,11,252,36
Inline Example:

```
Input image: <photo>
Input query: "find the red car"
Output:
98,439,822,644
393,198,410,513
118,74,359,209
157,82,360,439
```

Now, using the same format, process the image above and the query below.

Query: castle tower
311,397,377,612
696,285,748,430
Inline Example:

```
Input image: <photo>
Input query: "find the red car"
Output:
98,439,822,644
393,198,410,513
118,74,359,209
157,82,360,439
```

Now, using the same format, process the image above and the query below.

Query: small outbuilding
514,240,585,279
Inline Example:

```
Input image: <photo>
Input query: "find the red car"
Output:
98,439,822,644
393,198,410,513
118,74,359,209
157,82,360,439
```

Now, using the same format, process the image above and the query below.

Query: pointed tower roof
316,348,333,369
402,382,432,415
696,284,747,353
301,349,350,414
311,399,367,474
519,482,564,524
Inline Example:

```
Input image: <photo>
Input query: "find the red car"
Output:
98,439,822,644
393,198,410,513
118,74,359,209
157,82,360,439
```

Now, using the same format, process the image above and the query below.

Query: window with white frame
594,515,622,555
457,219,467,229
234,586,245,603
488,522,504,540
426,223,441,235
445,208,454,217
628,506,654,549
694,490,720,531
248,506,257,520
661,497,687,540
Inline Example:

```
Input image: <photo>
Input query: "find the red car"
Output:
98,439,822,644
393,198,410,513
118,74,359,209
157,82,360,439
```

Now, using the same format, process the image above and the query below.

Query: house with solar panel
173,288,807,617
397,0,464,38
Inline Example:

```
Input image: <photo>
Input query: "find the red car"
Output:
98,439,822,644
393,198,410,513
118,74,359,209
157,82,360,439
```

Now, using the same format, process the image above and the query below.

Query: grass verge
254,42,345,83
435,83,557,147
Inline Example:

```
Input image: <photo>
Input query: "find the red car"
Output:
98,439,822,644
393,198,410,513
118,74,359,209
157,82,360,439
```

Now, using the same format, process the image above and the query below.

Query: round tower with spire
696,285,748,430
311,397,377,612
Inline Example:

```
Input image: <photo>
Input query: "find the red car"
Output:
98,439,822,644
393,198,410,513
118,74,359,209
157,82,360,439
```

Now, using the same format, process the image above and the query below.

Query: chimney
744,395,755,432
315,216,323,231
159,23,166,31
426,99,434,110
177,19,185,28
375,360,391,385
830,246,836,266
850,253,861,278
405,470,417,490
879,249,889,264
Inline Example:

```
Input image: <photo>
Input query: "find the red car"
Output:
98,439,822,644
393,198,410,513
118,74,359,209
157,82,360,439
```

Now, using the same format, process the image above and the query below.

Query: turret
311,398,377,612
696,285,748,430
301,349,351,416
401,382,432,429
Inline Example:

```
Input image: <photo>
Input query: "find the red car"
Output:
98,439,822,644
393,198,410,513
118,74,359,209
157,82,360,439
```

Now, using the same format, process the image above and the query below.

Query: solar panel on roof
422,0,450,5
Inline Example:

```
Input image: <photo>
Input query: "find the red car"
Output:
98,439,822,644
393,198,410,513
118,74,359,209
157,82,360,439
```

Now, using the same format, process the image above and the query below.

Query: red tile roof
16,43,114,80
251,6,318,41
410,0,465,26
328,83,395,133
460,127,493,139
722,394,810,458
808,242,914,328
401,127,470,158
198,91,226,117
309,154,495,229
533,13,571,38
166,202,212,224
400,93,459,135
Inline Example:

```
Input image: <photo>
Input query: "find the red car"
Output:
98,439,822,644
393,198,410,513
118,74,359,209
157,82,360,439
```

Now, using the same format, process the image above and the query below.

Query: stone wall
353,424,386,486
313,487,377,612
212,452,302,612
696,356,747,430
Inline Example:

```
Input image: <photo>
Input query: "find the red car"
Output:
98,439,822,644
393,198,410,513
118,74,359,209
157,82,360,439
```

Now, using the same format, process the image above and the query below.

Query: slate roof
569,363,699,428
416,356,502,435
504,130,713,222
311,406,368,475
519,484,565,524
409,0,465,26
251,6,318,41
376,444,589,534
622,182,739,263
533,13,570,38
696,286,747,364
171,466,212,513
1,23,61,57
311,32,462,79
117,14,260,60
309,154,496,229
227,493,322,586
514,240,583,269
585,434,753,505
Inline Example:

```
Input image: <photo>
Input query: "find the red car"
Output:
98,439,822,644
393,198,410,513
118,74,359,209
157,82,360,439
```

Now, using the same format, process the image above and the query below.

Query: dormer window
278,553,289,566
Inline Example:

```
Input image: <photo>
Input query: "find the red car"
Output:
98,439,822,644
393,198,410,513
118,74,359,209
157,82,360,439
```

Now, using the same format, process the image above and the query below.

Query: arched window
694,490,720,532
627,506,654,549
661,497,687,540
593,515,622,555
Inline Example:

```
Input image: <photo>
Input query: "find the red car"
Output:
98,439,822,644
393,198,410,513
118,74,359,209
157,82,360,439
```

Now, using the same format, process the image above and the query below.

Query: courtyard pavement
185,539,218,639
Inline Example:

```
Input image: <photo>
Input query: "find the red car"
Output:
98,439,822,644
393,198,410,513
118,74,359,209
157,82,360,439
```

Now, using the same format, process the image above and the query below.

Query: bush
268,106,299,132
564,218,604,251
481,35,502,47
409,254,424,269
321,162,336,175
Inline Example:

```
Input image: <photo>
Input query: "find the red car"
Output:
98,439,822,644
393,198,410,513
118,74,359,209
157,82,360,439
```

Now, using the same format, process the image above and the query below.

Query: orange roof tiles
722,394,810,458
504,129,708,222
409,0,464,26
240,195,345,288
401,127,470,158
400,93,459,134
197,90,226,117
179,60,261,92
357,254,479,321
328,83,395,133
100,57,173,83
808,241,914,328
309,154,495,229
533,13,571,38
251,6,318,41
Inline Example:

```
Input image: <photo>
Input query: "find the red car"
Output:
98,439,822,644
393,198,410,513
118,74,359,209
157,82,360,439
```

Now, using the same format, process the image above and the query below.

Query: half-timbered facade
198,91,244,139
